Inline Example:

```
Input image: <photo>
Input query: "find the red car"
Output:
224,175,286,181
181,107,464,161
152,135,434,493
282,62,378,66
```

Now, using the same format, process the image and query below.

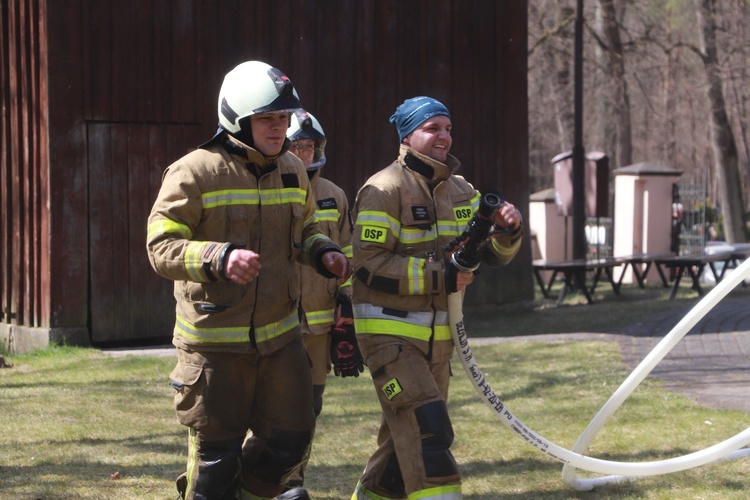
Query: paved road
475,294,750,413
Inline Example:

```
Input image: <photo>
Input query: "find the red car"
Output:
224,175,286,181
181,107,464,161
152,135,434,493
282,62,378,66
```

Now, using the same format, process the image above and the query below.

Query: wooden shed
1,0,531,351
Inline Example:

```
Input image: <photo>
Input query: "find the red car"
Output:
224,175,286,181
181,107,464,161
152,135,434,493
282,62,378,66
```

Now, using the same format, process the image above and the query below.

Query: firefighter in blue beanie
350,96,523,499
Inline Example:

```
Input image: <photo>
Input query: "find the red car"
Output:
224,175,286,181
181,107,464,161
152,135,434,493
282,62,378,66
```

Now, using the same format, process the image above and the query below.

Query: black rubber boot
275,487,311,500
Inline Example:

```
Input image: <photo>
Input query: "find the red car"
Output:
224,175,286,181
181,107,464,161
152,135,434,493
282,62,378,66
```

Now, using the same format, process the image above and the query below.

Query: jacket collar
398,144,460,185
307,167,322,183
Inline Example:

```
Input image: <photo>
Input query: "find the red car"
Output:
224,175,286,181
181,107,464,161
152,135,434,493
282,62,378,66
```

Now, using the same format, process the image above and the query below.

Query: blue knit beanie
389,96,451,142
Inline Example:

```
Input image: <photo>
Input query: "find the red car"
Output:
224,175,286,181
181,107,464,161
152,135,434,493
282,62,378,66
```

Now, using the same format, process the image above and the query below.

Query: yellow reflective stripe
254,310,300,343
238,487,266,500
175,315,250,343
434,324,451,340
202,189,259,208
305,308,335,326
400,226,436,244
184,242,207,282
186,428,199,499
260,187,306,206
407,484,462,499
356,210,400,235
341,244,353,259
302,233,329,254
354,318,427,339
470,192,481,209
491,236,521,258
315,208,339,222
305,211,318,226
357,210,436,245
407,257,425,294
175,310,300,344
353,318,450,341
437,219,464,238
352,481,393,500
202,187,306,209
147,218,192,242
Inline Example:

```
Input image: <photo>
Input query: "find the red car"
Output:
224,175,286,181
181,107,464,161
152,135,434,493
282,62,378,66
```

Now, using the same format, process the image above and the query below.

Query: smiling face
250,112,290,156
403,115,452,163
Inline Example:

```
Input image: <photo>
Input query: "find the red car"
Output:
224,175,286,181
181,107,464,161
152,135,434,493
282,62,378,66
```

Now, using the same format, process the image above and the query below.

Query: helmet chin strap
231,118,256,149
306,157,326,173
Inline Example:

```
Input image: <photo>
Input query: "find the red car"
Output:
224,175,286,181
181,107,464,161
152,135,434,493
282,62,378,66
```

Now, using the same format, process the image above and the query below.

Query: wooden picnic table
532,257,627,304
654,250,736,299
615,252,674,289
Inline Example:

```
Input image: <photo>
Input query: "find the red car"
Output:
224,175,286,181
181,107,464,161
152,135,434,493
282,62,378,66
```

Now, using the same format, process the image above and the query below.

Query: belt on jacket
352,303,451,342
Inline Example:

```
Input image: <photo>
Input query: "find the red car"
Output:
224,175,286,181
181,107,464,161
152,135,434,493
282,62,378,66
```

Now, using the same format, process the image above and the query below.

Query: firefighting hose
445,192,750,490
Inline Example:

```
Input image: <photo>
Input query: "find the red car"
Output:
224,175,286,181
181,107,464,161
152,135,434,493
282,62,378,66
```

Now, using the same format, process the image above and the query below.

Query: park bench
532,257,628,304
655,250,736,299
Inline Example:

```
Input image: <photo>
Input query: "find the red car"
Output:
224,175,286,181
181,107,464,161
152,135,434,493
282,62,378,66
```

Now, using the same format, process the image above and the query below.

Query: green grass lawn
1,327,747,499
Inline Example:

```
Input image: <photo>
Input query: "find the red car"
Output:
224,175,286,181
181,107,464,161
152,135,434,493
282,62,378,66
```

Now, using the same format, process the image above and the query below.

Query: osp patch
382,378,403,400
454,205,473,224
361,226,387,243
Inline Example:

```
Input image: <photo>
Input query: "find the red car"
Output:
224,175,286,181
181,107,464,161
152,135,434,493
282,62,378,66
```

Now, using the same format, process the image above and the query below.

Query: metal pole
572,0,587,260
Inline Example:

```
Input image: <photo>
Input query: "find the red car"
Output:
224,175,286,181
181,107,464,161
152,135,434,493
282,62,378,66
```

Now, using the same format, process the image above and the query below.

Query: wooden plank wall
3,0,530,344
1,0,48,330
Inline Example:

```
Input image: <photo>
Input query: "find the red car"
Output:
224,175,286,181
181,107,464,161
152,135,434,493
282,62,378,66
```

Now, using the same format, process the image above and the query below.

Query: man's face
250,112,290,156
291,139,316,168
403,115,452,163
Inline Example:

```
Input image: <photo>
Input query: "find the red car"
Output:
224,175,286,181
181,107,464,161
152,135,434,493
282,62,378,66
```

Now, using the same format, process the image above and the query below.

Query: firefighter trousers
170,337,315,499
353,334,461,499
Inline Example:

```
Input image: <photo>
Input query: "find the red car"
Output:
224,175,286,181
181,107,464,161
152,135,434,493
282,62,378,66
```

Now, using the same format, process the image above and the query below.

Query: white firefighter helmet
218,61,302,134
287,110,327,170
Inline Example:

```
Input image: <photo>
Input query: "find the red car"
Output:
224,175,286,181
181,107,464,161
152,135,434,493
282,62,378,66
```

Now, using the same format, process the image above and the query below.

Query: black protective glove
330,322,364,377
330,294,363,377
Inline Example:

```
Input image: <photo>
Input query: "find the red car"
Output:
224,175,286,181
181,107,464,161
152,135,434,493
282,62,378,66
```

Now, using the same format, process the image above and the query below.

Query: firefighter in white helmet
282,110,363,491
147,60,350,500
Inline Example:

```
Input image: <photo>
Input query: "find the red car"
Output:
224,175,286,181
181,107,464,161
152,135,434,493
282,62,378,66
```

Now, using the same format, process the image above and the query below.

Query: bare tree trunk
662,17,677,162
593,3,618,164
550,5,576,153
598,0,633,167
693,0,747,243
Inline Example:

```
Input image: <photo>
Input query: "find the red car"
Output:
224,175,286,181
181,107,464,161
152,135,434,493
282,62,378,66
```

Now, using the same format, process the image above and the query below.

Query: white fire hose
449,256,750,490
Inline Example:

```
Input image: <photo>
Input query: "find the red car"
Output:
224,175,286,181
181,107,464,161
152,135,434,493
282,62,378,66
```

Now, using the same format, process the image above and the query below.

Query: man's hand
225,249,262,285
445,258,475,293
322,251,352,285
493,202,522,230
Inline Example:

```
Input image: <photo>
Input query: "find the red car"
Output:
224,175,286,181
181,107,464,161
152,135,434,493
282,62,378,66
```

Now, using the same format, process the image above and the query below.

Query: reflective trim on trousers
352,481,461,500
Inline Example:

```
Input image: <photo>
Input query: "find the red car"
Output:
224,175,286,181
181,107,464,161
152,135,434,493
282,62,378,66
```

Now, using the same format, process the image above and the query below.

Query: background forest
528,0,750,243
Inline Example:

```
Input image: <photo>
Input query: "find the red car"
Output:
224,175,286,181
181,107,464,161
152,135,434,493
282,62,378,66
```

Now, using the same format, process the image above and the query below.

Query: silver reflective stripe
353,303,448,326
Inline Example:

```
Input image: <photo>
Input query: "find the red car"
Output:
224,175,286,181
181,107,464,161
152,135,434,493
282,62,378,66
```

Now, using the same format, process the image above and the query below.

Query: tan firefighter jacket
147,133,343,355
298,170,353,336
351,144,523,358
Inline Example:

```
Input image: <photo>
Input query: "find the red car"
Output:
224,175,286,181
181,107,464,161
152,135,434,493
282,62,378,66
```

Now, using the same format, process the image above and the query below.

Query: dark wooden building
1,0,531,350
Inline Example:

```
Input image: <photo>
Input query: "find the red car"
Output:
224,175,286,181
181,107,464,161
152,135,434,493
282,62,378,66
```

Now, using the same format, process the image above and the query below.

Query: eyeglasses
293,142,316,152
